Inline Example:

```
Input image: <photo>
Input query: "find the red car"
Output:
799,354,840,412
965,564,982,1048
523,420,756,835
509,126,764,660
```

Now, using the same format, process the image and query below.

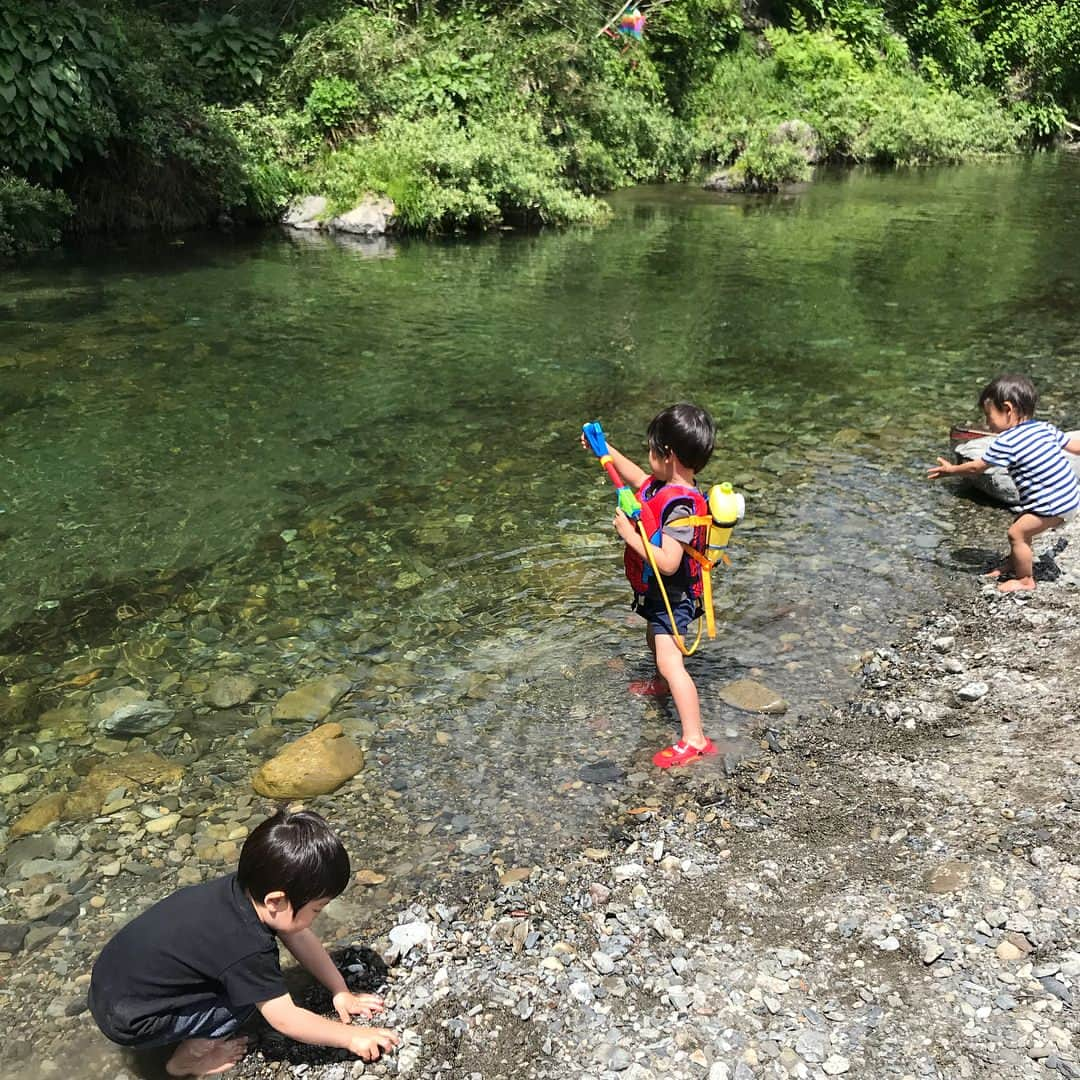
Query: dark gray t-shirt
90,873,286,1046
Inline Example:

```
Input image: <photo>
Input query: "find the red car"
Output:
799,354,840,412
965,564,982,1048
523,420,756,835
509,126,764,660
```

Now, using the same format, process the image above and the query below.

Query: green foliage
980,0,1080,137
883,0,985,87
0,2,119,176
3,0,1078,248
646,0,744,113
211,105,308,218
690,28,1019,171
279,11,414,115
731,134,812,189
304,76,362,134
825,0,907,69
174,13,279,104
307,112,606,231
0,171,72,255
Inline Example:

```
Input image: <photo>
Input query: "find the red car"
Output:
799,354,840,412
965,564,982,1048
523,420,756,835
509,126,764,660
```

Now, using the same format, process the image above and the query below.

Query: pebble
956,682,989,701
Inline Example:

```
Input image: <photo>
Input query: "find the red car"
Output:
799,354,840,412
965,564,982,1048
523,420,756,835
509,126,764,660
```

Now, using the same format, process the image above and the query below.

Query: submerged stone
272,675,351,722
204,675,258,710
10,792,67,838
718,679,788,715
64,752,184,820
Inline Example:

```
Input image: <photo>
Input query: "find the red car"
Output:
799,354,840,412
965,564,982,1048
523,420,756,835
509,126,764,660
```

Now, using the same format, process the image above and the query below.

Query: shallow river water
3,155,1080,935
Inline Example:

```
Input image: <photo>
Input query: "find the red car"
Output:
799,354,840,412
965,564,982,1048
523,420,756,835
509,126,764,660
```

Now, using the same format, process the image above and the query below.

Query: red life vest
623,479,710,598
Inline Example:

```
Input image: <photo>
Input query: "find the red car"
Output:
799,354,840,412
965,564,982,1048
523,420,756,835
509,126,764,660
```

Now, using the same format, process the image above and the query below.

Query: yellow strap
666,515,713,528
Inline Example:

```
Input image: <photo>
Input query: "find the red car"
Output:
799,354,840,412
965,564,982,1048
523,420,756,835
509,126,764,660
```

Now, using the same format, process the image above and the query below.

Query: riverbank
2,523,1076,1080
8,0,1079,255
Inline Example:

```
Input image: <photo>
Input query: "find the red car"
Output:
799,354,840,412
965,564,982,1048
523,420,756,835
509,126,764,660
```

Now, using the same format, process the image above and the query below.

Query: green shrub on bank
690,29,1019,172
307,112,606,231
0,172,72,255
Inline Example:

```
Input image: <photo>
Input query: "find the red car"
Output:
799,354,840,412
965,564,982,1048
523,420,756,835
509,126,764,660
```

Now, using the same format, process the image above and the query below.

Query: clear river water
2,154,1080,889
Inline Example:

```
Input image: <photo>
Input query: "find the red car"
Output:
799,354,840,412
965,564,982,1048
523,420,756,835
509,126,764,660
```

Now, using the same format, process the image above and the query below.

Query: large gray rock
94,687,175,736
330,196,395,238
99,699,174,736
770,119,820,163
283,196,328,230
953,431,1080,510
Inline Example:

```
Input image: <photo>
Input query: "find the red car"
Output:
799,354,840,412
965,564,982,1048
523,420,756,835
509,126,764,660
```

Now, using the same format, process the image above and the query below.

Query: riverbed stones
204,675,258,709
924,860,971,894
251,722,363,798
64,751,183,819
10,792,67,838
271,675,351,722
717,679,788,715
0,772,29,795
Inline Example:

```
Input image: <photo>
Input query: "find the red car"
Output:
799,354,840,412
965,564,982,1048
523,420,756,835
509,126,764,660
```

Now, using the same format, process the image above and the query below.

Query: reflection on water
3,155,1080,871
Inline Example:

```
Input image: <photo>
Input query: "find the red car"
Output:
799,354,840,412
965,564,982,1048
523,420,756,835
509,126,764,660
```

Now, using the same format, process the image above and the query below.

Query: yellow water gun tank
706,482,745,560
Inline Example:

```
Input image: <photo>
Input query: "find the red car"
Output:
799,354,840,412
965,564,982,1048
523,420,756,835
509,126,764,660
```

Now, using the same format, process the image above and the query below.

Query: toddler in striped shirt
928,374,1080,593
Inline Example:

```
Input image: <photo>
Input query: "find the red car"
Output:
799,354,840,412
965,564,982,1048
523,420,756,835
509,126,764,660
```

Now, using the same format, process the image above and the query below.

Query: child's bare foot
629,677,669,696
997,577,1036,593
983,567,1004,579
166,1036,249,1077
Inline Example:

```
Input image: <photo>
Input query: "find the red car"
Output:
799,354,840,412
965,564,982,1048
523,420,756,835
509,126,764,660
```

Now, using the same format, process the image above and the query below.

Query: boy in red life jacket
589,403,718,768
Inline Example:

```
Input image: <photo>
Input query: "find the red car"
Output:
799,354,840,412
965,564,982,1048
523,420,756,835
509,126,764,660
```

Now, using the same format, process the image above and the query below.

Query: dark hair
978,374,1038,419
237,809,350,911
647,403,715,473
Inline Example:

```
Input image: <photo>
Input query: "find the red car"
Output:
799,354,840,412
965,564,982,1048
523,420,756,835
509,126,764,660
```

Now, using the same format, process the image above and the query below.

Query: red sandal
629,678,670,697
652,738,717,769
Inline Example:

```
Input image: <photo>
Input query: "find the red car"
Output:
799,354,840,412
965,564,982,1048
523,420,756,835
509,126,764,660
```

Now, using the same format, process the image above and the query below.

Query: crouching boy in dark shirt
89,809,398,1077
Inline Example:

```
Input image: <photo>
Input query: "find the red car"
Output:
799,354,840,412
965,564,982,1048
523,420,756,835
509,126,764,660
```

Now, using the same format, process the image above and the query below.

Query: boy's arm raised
258,993,398,1061
603,443,649,489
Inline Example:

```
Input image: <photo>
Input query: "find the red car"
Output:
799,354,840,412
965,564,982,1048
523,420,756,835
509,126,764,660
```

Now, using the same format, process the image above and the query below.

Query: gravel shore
2,528,1078,1080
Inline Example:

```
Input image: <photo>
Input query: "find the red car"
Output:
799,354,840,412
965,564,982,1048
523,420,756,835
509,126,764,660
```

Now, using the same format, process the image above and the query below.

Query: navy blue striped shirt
982,420,1080,518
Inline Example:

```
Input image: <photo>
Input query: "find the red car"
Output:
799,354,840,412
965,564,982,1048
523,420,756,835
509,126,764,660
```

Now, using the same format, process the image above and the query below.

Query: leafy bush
279,11,415,116
690,28,1019,170
211,105,310,218
0,2,119,175
307,112,606,231
304,76,362,135
0,171,72,255
174,13,278,104
730,134,811,189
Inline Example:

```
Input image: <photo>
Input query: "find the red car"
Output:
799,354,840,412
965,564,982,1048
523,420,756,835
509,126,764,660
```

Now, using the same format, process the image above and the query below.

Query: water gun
582,421,661,540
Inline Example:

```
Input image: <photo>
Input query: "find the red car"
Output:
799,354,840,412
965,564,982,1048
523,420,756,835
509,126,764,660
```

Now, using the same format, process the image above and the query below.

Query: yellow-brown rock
64,752,184,820
717,679,788,715
11,792,68,838
252,723,364,798
9,752,183,834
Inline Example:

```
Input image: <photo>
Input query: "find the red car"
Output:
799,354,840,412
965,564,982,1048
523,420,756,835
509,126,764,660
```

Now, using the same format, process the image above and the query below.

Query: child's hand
927,457,954,480
332,990,385,1024
346,1026,399,1061
613,508,637,542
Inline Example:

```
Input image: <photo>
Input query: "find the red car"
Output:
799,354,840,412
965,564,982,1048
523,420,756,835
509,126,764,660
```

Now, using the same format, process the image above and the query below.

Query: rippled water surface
3,155,1080,874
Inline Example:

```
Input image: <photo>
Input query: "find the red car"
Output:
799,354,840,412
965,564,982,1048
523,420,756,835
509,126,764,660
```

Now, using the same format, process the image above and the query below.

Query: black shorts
635,592,700,637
